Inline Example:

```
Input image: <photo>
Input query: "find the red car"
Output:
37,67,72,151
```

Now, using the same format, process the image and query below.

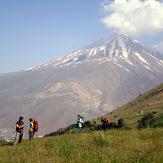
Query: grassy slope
0,129,163,163
105,82,163,128
47,83,163,136
89,83,163,128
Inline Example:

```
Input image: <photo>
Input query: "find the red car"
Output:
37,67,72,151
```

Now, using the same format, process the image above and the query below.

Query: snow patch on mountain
110,40,116,55
157,60,163,66
134,52,149,65
133,39,140,44
124,58,133,65
114,62,130,72
118,37,128,53
24,67,34,71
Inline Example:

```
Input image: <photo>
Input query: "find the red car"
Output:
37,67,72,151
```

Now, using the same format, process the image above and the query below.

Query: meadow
0,128,163,163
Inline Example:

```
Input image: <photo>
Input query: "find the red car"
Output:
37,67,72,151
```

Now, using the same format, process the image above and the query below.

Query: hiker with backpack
29,118,35,141
101,116,111,131
77,115,84,134
13,116,24,145
29,118,38,141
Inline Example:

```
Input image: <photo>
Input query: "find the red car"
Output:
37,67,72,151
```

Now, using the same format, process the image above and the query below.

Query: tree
118,118,125,128
137,112,155,129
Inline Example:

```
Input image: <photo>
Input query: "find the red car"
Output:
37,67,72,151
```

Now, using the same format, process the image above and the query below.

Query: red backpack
34,120,39,132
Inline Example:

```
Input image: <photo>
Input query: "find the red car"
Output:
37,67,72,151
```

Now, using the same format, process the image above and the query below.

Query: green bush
118,118,125,128
154,123,163,128
108,122,117,129
137,112,155,129
83,121,92,127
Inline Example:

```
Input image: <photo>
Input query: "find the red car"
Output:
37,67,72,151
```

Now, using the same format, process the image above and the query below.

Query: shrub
96,125,103,130
142,112,154,121
153,123,163,128
152,111,157,114
108,122,117,129
118,118,125,128
83,121,92,127
137,112,155,129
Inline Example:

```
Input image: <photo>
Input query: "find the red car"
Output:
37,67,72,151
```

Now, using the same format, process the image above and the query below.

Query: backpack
80,117,84,123
106,117,111,124
33,120,39,132
77,116,84,127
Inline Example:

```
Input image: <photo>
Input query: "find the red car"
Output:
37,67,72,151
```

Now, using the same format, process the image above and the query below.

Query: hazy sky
0,0,163,74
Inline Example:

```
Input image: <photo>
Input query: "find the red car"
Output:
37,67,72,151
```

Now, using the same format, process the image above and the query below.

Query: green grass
0,129,163,163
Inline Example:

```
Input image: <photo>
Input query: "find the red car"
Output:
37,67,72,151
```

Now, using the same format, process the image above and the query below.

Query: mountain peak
60,32,162,64
23,33,163,72
84,32,142,57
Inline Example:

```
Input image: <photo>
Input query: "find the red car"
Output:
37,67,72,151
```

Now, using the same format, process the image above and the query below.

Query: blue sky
0,0,163,74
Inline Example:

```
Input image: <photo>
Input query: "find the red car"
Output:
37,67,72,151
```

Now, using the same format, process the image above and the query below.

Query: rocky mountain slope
0,33,163,137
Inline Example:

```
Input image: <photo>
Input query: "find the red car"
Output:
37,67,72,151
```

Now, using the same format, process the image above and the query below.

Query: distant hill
46,83,163,136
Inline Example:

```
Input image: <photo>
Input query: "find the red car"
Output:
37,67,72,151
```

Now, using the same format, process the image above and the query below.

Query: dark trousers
103,124,108,131
29,132,35,141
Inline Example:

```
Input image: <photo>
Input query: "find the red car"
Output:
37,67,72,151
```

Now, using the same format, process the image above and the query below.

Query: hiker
101,116,110,131
29,118,35,141
13,116,24,145
77,115,84,134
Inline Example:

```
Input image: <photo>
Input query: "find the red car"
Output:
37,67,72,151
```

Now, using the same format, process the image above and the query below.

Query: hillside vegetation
105,83,163,127
46,83,163,136
0,129,163,162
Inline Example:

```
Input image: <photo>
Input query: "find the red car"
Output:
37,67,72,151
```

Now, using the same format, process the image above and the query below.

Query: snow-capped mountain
0,33,163,137
24,33,163,73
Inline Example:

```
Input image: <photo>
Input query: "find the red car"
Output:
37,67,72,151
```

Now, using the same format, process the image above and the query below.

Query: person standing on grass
13,116,24,145
77,115,84,134
29,118,35,141
101,116,109,131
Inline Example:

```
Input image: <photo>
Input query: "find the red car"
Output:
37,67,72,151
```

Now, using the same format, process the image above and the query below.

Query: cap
101,116,104,119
